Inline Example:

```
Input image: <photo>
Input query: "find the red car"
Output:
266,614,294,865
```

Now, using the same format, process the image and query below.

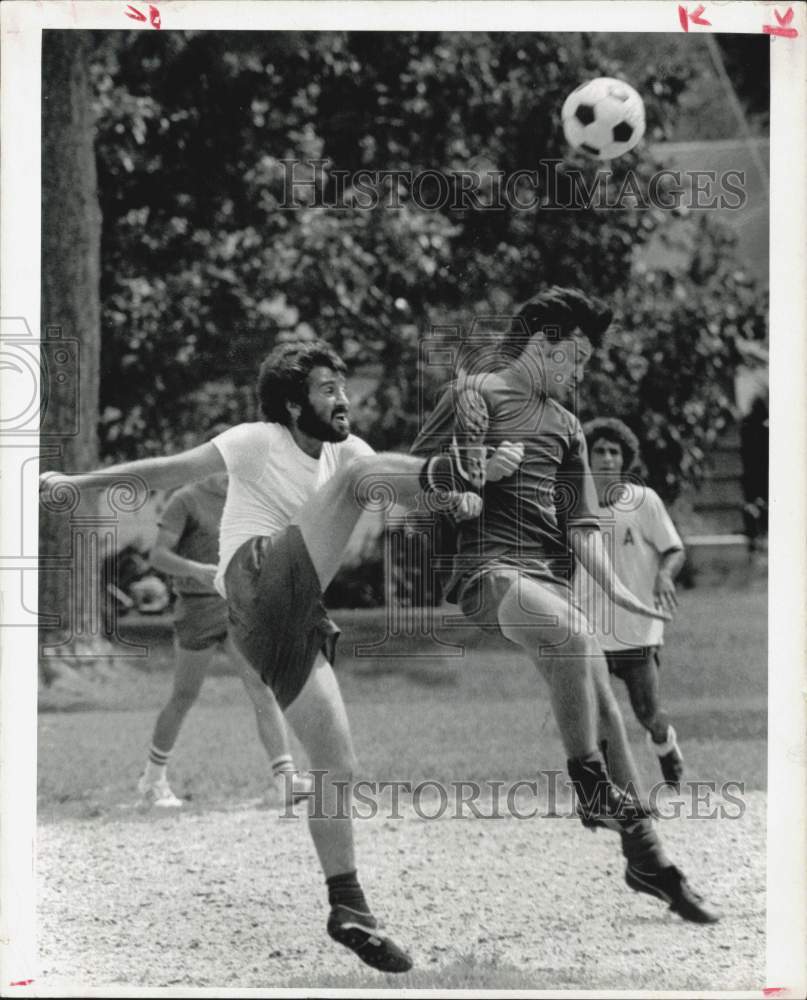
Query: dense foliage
91,30,767,501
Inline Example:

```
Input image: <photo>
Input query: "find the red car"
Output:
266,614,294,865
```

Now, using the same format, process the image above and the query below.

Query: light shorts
223,525,340,710
173,593,229,651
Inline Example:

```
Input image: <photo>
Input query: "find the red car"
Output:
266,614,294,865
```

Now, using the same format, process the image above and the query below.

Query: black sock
567,752,611,810
326,870,371,915
620,818,670,869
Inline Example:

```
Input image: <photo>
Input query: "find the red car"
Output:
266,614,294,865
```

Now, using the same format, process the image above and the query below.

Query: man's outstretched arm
150,525,218,590
40,443,225,500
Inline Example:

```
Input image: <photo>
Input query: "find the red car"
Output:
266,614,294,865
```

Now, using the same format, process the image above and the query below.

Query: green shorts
223,525,340,710
173,593,229,651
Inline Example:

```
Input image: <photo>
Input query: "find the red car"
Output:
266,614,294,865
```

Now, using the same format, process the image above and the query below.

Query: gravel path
36,789,766,992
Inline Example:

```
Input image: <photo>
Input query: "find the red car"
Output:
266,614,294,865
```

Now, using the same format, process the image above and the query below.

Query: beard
297,399,350,443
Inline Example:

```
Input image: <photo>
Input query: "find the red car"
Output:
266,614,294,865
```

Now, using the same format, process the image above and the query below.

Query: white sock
145,744,171,783
271,754,296,778
648,725,677,756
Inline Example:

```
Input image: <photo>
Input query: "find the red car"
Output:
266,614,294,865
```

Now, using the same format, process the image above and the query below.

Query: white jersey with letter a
575,482,683,651
211,421,374,596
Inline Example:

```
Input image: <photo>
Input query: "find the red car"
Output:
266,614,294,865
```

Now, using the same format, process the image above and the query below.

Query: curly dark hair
500,286,613,361
583,417,640,475
257,340,346,425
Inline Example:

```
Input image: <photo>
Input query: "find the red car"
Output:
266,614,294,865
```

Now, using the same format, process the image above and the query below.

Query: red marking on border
9,981,34,987
125,4,161,28
678,4,711,31
762,9,798,38
763,989,789,998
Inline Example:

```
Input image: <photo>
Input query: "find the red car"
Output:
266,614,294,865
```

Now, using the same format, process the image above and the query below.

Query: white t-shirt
211,422,374,596
574,483,683,650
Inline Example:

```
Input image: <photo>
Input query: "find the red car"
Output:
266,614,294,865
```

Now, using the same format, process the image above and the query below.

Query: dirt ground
36,788,766,993
34,588,768,993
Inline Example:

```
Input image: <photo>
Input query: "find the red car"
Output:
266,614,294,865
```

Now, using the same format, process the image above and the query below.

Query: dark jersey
156,480,226,596
411,370,600,591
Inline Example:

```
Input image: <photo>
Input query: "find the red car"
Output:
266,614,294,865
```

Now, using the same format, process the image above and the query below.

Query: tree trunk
39,31,105,687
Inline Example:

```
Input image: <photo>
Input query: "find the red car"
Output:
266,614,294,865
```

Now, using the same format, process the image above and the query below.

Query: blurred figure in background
138,465,309,809
575,418,686,790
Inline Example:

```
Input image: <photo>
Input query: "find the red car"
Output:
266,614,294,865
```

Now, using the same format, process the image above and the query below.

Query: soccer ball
561,77,646,161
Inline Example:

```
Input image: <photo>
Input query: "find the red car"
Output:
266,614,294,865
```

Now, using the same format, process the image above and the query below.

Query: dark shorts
174,593,229,651
454,557,576,636
605,647,661,678
223,525,340,710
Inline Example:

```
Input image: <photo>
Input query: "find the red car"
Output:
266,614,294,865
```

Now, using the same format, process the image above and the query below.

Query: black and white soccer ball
561,77,646,161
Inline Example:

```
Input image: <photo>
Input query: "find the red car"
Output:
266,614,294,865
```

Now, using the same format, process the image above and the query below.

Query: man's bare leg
590,655,646,797
226,635,295,763
284,653,358,877
284,653,413,970
151,642,209,754
496,576,600,760
138,642,209,806
294,452,430,590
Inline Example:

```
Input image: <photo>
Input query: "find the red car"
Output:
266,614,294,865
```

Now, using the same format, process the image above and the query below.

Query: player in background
576,418,685,789
411,288,718,923
40,339,480,974
138,465,310,809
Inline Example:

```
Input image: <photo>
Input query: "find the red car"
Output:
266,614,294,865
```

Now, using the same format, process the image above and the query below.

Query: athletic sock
620,817,670,869
327,870,371,916
649,725,677,755
567,751,611,810
270,754,297,778
145,745,171,782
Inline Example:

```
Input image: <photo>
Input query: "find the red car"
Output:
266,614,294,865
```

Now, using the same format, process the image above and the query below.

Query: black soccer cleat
576,784,655,833
625,863,720,924
327,905,413,973
569,756,653,834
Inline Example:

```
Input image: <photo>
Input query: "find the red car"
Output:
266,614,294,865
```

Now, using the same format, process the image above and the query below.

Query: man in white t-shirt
574,418,686,789
40,339,481,974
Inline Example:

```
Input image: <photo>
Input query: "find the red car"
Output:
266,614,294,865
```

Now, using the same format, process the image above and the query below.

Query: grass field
36,582,767,991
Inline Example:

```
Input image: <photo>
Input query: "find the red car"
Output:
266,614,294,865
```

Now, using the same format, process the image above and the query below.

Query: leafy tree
89,29,766,505
40,31,107,683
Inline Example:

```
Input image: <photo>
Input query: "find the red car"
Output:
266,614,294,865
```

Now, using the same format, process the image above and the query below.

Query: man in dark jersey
412,287,719,923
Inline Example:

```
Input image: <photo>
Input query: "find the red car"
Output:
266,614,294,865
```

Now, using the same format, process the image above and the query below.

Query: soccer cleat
137,773,183,808
450,383,489,490
576,784,655,833
625,863,720,924
568,757,653,834
327,905,413,973
648,726,684,791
